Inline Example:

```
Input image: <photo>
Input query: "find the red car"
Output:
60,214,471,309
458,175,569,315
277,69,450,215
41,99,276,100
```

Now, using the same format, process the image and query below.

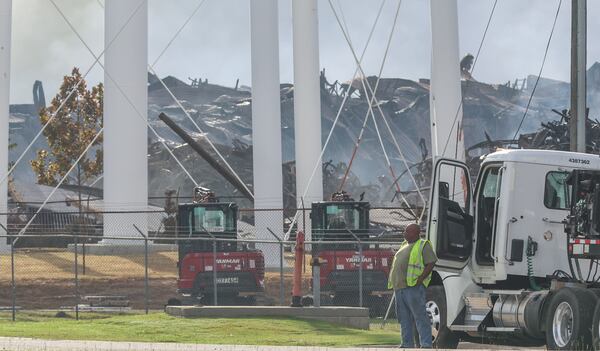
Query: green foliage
8,138,15,170
0,313,400,346
30,68,103,186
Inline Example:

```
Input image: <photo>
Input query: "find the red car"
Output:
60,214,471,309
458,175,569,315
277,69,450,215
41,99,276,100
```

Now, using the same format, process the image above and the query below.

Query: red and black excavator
160,113,264,305
310,191,395,315
176,187,264,305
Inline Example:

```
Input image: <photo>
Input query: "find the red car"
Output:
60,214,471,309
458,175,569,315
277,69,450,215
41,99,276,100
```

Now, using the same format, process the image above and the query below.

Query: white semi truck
426,148,600,350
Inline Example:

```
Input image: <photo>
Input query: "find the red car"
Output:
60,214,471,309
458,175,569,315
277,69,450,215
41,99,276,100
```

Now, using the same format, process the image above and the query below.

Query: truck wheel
426,285,459,349
592,300,600,350
545,287,597,350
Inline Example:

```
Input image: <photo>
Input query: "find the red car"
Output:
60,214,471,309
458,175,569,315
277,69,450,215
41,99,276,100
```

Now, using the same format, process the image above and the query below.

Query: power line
13,129,104,245
151,0,208,68
327,0,427,211
0,0,147,190
327,0,427,221
441,0,499,157
48,0,201,189
511,0,563,141
283,0,388,239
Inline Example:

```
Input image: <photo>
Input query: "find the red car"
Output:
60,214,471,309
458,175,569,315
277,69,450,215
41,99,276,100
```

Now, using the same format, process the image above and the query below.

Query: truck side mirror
439,181,450,199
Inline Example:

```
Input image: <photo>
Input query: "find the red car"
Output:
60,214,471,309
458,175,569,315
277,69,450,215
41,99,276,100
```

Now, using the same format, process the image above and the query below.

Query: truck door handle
542,217,564,224
490,166,505,262
504,218,517,265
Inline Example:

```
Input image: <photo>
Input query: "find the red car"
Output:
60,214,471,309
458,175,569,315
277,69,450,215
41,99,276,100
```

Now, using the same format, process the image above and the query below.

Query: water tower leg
292,0,323,240
103,0,148,245
250,0,284,268
0,0,12,253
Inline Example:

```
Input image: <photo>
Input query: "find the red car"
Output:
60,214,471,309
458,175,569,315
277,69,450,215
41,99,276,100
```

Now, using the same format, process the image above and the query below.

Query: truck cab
427,149,600,348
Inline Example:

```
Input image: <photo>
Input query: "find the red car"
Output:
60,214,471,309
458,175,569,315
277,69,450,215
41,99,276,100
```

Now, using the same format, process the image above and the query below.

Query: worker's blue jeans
395,285,432,348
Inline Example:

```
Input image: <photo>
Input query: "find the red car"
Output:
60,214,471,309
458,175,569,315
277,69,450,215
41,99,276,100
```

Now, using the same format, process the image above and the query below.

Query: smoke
11,0,104,104
8,0,600,104
148,0,251,89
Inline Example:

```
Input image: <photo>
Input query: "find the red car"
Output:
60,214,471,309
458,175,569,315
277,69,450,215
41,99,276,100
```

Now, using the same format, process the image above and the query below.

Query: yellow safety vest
406,238,432,287
388,238,432,289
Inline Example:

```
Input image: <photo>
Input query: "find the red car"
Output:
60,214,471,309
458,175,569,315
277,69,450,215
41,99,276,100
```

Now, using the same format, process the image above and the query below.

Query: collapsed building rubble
7,63,600,215
147,63,600,209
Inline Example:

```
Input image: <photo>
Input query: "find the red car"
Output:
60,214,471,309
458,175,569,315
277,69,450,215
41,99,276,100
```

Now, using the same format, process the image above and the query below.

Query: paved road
0,338,542,350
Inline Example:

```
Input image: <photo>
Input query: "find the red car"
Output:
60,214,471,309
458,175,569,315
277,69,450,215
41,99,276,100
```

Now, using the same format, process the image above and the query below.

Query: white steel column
292,0,323,239
250,0,283,267
0,0,11,252
103,0,148,242
429,0,465,162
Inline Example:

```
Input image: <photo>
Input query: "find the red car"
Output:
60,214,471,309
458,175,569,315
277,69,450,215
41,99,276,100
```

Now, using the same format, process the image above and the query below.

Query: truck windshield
191,207,234,232
325,205,360,230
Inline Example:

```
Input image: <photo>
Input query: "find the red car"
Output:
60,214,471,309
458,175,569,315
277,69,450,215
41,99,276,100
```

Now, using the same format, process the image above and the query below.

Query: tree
31,68,103,191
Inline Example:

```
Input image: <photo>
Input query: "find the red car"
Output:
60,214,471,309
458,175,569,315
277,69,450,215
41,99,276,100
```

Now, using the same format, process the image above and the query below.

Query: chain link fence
0,207,415,324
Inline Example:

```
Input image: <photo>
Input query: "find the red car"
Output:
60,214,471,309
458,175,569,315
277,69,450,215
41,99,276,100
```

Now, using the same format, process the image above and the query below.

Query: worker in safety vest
388,223,437,348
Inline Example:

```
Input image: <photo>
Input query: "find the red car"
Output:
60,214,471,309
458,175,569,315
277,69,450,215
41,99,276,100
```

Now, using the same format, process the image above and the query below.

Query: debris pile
9,63,600,210
146,64,600,207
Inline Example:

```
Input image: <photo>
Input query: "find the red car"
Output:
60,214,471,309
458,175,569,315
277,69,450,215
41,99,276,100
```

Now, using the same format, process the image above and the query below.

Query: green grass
0,312,400,347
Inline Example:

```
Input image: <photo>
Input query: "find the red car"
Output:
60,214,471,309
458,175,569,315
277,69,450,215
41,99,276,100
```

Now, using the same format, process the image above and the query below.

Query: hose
527,236,541,291
527,254,542,291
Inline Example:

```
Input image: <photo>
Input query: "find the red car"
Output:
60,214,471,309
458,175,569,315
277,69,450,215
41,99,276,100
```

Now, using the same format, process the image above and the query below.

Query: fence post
358,243,363,308
74,235,79,320
266,228,284,305
0,223,15,321
144,235,148,313
133,225,149,314
212,238,218,306
82,241,86,275
348,230,363,308
10,234,15,322
312,255,321,307
196,225,218,306
280,241,284,305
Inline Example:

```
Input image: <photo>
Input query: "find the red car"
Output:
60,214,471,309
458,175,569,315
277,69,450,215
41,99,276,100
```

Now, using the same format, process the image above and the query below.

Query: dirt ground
0,249,309,309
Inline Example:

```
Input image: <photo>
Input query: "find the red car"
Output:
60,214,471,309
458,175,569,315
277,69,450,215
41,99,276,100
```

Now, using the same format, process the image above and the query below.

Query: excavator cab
177,187,239,261
311,192,370,253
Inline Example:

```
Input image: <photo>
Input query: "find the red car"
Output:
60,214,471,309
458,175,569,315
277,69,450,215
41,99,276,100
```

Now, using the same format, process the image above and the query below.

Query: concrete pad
165,306,370,330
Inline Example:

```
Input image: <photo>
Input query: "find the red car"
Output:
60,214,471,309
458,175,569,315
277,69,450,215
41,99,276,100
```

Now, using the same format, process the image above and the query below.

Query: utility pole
570,0,586,153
